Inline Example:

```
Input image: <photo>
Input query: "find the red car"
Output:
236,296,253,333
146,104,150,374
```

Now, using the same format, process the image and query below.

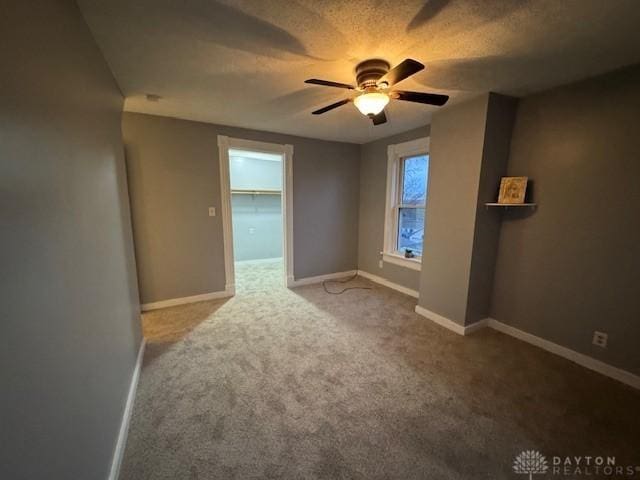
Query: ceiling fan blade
370,110,387,125
311,99,351,115
379,59,425,86
393,90,449,106
305,78,355,90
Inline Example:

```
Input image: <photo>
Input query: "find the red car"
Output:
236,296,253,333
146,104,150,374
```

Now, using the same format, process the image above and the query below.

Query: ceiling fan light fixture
354,92,389,116
304,58,447,124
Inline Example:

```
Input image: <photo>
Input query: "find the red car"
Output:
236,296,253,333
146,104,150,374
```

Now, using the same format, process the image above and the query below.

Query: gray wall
1,2,142,479
418,96,490,324
358,126,430,292
491,65,640,375
466,94,518,324
123,114,227,300
232,194,283,261
123,112,360,303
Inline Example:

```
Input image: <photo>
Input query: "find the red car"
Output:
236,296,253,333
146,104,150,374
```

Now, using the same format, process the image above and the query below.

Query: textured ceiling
78,0,640,144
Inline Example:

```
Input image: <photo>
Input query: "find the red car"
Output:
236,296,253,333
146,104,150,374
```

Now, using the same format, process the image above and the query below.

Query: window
398,154,428,254
383,138,430,270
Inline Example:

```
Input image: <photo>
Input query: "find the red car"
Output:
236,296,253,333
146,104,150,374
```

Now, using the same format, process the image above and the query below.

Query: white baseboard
357,270,419,298
141,289,233,311
414,305,487,335
288,270,357,287
412,309,640,389
487,319,640,390
108,339,145,480
465,317,490,334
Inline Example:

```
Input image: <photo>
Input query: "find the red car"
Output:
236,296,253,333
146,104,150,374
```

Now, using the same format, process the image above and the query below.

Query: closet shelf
231,189,281,195
484,202,537,209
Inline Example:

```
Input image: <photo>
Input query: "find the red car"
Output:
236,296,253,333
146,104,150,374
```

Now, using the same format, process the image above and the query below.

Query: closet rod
231,188,281,195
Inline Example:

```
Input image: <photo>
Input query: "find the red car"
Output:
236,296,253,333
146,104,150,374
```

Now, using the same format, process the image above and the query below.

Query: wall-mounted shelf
231,189,281,195
485,202,537,209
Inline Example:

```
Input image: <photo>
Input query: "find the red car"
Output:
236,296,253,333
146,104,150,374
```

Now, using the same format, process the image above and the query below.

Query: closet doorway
217,136,293,294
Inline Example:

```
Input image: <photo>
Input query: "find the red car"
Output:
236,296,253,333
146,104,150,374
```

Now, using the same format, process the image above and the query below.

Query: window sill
382,252,422,271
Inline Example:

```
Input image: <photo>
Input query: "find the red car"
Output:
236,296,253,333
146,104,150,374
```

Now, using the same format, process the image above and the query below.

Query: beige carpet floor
234,258,284,294
125,264,640,479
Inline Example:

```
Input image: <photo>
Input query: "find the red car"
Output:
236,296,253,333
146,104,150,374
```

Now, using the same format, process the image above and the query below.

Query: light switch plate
208,207,216,217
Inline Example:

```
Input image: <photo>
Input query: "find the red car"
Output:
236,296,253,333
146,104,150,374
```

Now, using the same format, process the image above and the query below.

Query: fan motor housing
355,59,390,88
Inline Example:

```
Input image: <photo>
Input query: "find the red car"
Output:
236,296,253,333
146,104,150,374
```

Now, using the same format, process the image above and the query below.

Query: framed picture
498,176,528,204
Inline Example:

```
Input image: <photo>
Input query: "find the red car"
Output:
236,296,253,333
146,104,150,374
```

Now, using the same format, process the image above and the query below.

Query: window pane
398,207,425,255
401,155,428,205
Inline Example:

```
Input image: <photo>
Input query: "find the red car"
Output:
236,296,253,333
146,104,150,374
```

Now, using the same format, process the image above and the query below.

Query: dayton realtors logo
513,451,640,478
513,451,549,479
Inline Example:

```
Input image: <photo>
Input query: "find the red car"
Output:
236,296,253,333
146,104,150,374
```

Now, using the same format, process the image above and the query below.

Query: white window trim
383,136,430,271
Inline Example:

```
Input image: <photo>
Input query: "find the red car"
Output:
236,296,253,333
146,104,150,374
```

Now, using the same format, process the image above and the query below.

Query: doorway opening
230,149,283,292
217,136,293,295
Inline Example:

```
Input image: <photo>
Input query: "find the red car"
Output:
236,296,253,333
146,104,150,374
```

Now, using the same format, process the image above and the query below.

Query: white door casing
217,136,294,293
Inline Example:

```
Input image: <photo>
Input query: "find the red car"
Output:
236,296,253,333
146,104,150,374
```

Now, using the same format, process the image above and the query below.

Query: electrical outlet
378,260,383,269
208,207,216,217
592,331,608,348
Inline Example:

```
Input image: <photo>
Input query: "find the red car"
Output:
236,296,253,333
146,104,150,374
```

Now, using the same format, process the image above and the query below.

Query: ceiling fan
304,58,449,125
